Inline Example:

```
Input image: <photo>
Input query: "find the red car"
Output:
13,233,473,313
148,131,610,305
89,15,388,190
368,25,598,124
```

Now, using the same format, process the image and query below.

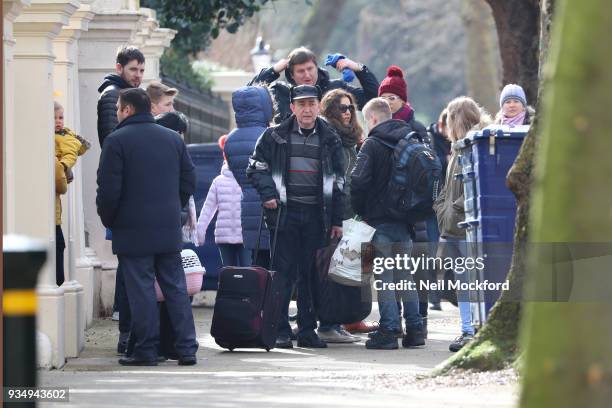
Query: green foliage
159,50,212,91
142,0,272,54
144,0,274,92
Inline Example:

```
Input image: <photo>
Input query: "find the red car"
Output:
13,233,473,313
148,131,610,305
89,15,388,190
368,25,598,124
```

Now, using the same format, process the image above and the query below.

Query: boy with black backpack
351,98,441,350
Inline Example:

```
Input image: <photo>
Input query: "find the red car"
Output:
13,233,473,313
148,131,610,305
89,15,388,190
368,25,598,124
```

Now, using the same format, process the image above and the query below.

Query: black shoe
365,329,398,350
275,335,293,349
402,328,426,348
117,332,129,355
178,355,197,366
430,302,442,311
297,332,327,348
449,332,474,352
118,357,157,366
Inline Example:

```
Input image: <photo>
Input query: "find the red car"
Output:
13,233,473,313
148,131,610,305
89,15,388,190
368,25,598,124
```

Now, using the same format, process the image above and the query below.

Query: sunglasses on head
338,104,355,113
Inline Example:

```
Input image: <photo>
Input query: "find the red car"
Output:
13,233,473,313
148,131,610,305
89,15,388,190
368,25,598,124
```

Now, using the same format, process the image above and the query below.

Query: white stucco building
3,0,175,368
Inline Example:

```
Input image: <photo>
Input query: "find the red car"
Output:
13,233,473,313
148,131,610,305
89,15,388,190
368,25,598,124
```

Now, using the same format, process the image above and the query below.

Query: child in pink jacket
196,136,251,267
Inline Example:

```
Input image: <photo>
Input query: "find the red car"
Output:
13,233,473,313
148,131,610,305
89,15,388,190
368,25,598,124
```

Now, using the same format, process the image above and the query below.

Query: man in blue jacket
97,45,144,353
96,88,198,366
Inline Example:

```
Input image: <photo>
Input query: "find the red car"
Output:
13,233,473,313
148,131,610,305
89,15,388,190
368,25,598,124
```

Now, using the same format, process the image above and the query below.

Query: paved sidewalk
40,299,518,407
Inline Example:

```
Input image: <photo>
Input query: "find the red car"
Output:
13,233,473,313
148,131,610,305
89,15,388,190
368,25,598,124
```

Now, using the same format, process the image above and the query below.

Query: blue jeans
440,237,474,335
372,222,422,333
218,244,252,267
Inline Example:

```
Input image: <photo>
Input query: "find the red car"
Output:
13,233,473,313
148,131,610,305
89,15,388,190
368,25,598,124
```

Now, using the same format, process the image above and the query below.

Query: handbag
328,218,376,286
315,239,372,324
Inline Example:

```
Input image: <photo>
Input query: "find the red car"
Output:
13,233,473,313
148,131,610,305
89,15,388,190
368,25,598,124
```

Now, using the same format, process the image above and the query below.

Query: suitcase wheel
265,348,270,352
229,348,234,352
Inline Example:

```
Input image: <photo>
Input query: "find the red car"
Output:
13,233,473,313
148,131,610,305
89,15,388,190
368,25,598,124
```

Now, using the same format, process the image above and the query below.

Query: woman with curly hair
320,89,364,220
318,89,377,342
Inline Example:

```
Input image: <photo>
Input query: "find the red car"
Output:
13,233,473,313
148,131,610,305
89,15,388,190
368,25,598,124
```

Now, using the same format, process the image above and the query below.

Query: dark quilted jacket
249,65,379,124
97,74,132,147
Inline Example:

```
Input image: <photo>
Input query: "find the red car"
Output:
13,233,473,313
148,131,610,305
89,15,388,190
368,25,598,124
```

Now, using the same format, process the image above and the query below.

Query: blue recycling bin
185,143,224,291
455,125,529,321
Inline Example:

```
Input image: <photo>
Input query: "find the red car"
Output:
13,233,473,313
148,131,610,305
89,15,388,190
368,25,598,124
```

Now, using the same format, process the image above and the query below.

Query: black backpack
372,131,442,223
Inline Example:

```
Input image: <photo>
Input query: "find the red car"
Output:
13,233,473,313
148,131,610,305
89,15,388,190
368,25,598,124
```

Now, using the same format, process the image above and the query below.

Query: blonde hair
445,97,491,142
362,97,392,123
146,81,178,104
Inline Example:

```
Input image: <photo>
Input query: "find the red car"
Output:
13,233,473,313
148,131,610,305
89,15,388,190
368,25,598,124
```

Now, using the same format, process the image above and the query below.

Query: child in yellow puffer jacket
54,101,91,182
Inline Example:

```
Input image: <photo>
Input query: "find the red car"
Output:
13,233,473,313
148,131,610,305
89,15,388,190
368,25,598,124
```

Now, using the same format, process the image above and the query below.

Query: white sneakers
317,327,360,343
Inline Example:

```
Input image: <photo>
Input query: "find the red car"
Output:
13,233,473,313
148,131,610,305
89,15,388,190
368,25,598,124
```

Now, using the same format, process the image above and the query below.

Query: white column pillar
13,0,80,369
77,5,145,315
133,8,175,86
3,0,31,233
53,1,95,356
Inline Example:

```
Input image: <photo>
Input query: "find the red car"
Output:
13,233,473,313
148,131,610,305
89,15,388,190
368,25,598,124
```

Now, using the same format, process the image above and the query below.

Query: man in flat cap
247,85,346,349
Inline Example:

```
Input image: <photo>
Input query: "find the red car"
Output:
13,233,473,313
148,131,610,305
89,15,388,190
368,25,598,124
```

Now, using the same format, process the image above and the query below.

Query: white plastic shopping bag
328,218,376,286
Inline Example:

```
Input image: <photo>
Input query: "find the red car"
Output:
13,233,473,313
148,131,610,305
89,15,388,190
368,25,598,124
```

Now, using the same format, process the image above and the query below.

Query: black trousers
275,203,323,338
119,252,198,361
56,225,65,286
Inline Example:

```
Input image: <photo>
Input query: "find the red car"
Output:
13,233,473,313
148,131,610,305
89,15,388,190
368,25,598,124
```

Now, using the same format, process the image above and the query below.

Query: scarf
325,117,360,148
502,110,526,127
393,103,415,123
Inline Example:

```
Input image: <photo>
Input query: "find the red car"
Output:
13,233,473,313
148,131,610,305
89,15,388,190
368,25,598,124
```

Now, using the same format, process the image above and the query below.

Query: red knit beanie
378,65,408,102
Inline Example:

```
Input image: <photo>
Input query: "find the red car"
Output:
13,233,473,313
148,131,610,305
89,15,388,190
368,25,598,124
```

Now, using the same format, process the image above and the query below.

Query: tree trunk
297,0,348,56
462,0,501,115
520,0,612,406
436,0,554,374
485,0,541,105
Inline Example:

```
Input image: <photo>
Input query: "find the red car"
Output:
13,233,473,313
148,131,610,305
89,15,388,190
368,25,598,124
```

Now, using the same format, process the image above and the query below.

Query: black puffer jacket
249,65,379,124
351,119,423,225
97,74,132,147
247,116,346,236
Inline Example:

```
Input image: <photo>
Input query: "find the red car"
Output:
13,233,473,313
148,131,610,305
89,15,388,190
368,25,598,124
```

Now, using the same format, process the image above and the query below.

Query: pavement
39,295,519,407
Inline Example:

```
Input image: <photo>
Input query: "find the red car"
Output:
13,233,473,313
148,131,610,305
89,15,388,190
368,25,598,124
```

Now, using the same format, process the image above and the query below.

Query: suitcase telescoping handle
254,201,282,270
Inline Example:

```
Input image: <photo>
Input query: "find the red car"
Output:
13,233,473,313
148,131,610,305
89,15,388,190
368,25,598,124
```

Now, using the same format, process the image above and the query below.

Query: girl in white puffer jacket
196,136,251,267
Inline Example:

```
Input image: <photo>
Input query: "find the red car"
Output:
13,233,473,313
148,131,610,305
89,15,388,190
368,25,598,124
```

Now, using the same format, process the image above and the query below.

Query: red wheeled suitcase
210,207,282,351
